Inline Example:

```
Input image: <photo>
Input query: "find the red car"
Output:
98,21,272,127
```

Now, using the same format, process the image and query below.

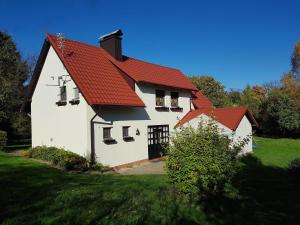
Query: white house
22,30,258,167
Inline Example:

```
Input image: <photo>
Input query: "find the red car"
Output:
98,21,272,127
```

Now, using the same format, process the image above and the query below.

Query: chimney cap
99,29,123,41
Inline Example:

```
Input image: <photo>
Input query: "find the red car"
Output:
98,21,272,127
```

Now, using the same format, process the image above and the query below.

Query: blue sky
1,0,299,89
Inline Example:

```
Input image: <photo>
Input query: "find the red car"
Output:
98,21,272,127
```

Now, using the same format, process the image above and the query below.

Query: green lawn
0,137,300,225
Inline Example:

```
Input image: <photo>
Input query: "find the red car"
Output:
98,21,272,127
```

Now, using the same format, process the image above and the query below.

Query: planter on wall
155,106,169,112
69,99,80,105
56,101,67,106
170,107,183,112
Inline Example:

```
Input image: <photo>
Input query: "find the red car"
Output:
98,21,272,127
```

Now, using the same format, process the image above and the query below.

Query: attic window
56,86,67,106
156,90,165,106
69,87,80,105
60,86,67,101
74,87,79,100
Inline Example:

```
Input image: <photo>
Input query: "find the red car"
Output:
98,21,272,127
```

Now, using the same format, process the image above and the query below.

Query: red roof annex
176,107,258,130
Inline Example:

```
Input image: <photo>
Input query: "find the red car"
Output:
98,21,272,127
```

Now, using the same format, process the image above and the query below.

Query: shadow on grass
202,155,300,225
0,153,207,225
1,152,300,225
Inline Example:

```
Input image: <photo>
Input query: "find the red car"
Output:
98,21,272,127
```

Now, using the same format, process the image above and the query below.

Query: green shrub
288,158,300,174
166,121,249,198
30,146,90,171
0,130,7,151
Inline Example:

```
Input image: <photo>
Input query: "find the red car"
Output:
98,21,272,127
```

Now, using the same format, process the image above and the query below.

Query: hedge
0,131,7,151
29,146,105,172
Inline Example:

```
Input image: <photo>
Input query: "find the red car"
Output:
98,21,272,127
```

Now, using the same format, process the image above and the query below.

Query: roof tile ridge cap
125,55,183,72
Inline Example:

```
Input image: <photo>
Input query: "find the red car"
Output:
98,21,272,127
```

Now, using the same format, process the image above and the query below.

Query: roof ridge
47,34,182,73
124,56,182,72
47,33,100,50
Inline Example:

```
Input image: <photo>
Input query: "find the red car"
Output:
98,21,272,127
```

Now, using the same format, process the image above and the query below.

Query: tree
240,85,266,118
190,75,230,107
280,72,300,110
292,40,300,75
227,89,242,106
260,93,300,136
0,31,30,138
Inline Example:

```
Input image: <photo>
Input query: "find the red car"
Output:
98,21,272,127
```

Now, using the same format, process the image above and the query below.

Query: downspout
90,112,98,164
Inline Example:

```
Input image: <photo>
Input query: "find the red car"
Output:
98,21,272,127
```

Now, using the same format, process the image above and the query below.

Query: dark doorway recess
147,125,169,159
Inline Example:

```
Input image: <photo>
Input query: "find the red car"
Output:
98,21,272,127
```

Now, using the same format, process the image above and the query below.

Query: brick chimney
99,29,123,61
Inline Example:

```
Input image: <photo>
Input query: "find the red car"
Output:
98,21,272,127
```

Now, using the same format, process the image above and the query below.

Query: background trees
0,31,31,139
190,39,300,137
190,75,230,107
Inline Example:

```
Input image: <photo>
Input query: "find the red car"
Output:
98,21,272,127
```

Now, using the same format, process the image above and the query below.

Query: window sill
69,99,80,105
103,138,117,144
170,107,183,112
56,101,67,106
155,106,169,111
123,136,134,142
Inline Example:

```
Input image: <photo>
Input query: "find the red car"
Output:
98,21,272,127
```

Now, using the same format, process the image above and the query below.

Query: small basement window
123,126,130,137
156,90,165,106
103,127,112,139
103,127,116,144
171,92,179,107
123,126,134,141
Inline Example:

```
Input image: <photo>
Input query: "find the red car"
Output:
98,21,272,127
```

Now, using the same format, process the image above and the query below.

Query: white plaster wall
89,83,192,167
181,114,253,154
31,46,89,157
135,83,192,127
233,115,253,154
88,106,149,167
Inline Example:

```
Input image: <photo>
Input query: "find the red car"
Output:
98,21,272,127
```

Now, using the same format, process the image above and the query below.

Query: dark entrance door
147,125,169,159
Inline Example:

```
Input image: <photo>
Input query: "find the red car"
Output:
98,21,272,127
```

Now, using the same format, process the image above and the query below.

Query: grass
254,136,300,167
0,137,300,225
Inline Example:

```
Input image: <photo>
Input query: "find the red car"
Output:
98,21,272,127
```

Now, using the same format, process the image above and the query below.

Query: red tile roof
100,48,197,91
47,34,145,107
176,107,258,130
192,91,214,109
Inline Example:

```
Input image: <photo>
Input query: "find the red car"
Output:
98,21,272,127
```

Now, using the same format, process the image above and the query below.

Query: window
171,92,179,107
103,127,112,139
123,126,130,137
156,90,165,106
60,86,67,101
74,87,79,100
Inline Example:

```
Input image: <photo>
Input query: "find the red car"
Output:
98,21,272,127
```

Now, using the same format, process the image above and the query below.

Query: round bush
166,121,249,197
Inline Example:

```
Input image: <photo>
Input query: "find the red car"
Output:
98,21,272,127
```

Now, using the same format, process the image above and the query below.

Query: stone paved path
117,160,166,175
